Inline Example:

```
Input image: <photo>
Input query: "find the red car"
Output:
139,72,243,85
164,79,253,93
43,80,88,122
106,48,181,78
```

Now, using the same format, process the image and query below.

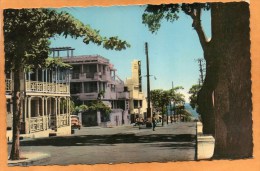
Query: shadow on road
20,134,196,147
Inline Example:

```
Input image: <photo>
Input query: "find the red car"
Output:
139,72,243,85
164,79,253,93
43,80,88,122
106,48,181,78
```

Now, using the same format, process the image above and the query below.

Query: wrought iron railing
58,114,69,127
30,116,44,133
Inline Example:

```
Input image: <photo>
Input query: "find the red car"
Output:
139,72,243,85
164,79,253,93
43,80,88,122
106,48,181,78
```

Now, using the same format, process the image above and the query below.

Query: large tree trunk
212,2,252,158
197,46,218,134
9,68,23,160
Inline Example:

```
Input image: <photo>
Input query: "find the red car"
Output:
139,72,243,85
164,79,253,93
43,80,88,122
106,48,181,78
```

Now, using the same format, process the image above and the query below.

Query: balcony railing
117,92,129,99
6,79,12,91
29,116,45,133
58,114,69,127
71,73,80,79
26,81,69,94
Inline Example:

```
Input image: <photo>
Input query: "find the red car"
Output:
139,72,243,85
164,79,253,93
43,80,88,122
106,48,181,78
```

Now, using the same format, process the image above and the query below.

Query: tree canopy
188,84,202,111
4,8,130,160
150,87,185,114
4,8,130,71
142,3,210,51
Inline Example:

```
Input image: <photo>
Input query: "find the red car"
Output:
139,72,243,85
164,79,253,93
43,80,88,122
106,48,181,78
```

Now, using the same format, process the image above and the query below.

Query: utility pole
145,42,151,120
172,81,175,123
195,58,205,86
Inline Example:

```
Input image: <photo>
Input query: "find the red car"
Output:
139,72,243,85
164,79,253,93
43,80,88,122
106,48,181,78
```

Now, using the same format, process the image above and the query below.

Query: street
8,122,196,165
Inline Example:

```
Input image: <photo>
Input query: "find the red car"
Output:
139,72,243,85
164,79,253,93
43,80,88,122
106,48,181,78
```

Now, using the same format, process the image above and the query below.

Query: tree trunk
161,106,164,126
9,68,23,160
197,48,218,134
211,2,252,158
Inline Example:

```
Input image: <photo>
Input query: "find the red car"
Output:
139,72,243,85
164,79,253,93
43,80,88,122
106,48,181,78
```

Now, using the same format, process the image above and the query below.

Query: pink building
62,53,130,127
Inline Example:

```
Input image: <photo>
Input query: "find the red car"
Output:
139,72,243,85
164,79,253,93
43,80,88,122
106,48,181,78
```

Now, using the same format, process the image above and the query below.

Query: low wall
20,130,51,139
6,130,12,142
197,122,203,134
196,122,215,160
56,126,71,136
197,134,215,160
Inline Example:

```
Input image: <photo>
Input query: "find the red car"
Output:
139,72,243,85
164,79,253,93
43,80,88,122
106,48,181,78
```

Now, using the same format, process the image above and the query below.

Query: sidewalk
8,152,50,166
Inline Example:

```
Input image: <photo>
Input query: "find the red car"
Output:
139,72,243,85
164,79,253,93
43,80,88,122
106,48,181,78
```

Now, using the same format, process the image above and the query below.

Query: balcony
79,93,99,100
71,73,80,79
104,92,117,100
117,92,129,99
26,81,70,94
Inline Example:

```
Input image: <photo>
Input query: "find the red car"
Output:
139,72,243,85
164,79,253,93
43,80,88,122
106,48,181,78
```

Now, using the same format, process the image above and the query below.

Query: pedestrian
152,114,156,131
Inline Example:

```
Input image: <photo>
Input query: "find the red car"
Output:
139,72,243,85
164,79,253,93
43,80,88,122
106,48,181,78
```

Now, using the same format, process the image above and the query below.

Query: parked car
71,115,81,130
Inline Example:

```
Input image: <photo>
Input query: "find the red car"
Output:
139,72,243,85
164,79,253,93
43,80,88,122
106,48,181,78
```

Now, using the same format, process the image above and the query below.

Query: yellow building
125,60,147,123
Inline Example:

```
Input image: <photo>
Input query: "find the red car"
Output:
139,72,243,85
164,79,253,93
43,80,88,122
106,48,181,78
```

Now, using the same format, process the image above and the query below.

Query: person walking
152,114,156,131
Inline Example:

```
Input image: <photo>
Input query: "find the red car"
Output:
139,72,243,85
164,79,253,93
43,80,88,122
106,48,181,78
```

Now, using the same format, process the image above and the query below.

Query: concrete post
58,97,61,126
28,97,31,133
55,97,58,128
97,111,101,126
42,97,45,130
24,97,27,123
45,97,48,129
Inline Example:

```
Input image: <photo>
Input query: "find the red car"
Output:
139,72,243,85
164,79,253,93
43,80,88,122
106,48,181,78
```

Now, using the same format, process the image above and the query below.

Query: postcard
0,0,259,171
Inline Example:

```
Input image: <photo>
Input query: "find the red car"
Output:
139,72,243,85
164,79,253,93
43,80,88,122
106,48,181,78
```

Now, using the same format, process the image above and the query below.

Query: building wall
125,60,147,122
64,55,130,126
5,66,72,139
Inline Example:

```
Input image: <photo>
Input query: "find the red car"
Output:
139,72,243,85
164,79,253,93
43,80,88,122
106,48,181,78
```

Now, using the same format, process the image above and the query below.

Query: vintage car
71,115,81,130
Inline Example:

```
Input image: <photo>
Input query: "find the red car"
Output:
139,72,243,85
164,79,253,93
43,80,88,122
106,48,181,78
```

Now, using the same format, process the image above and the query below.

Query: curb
8,152,50,166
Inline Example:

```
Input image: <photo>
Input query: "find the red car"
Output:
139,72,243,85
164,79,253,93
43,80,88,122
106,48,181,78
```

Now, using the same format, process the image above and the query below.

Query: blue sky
50,5,211,102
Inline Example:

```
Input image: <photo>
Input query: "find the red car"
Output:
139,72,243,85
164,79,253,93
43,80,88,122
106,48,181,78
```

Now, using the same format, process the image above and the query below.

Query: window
84,82,97,93
70,83,82,94
134,100,139,108
111,85,115,92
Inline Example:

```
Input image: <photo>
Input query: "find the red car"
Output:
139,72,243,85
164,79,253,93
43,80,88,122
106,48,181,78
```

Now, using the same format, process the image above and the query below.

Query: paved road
8,122,196,165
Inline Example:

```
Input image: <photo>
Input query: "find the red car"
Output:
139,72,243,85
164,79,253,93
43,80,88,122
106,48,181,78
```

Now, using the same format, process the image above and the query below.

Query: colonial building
125,60,147,123
62,54,130,127
6,60,72,141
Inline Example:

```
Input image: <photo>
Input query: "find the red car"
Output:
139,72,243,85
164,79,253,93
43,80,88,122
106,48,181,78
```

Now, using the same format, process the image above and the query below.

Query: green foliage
97,90,105,101
89,101,112,114
143,4,180,33
188,84,202,111
142,3,210,34
79,105,89,112
74,101,111,115
179,109,193,121
70,100,76,114
4,8,130,71
44,57,72,69
150,86,185,114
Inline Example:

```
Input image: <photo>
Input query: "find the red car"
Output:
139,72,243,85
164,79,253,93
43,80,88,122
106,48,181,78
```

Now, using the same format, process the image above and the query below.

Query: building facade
6,63,72,141
62,55,130,127
125,60,147,123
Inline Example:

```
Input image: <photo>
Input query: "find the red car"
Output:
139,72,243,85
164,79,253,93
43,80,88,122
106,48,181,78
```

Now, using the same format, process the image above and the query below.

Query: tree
4,8,130,160
142,2,252,158
150,89,169,126
179,109,193,122
188,84,202,112
150,87,185,126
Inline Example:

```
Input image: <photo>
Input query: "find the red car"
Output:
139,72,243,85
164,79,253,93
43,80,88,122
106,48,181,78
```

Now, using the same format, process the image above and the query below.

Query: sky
50,5,211,102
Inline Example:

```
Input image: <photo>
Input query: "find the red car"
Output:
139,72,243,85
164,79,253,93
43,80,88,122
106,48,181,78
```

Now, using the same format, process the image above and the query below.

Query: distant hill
184,103,199,119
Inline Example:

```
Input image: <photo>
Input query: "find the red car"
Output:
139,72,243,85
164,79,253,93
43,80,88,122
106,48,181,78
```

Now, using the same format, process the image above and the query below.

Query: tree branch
192,7,209,51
